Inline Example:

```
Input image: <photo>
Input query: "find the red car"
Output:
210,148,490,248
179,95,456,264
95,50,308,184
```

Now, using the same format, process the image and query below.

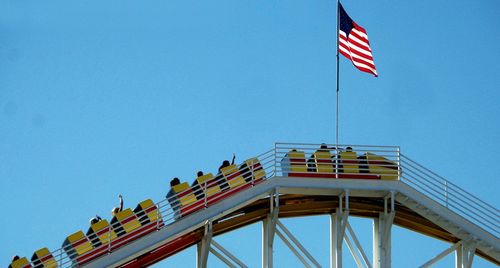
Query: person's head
111,207,120,216
89,217,99,225
222,160,230,167
197,171,204,177
170,177,180,187
12,255,20,262
320,143,328,149
346,147,353,152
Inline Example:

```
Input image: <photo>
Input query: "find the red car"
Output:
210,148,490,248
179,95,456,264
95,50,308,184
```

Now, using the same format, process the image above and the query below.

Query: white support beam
420,241,462,268
263,218,272,268
209,247,237,268
382,192,395,247
262,217,274,268
331,213,338,268
373,212,394,268
197,220,213,268
331,192,350,268
344,234,365,268
211,240,248,268
275,228,311,268
464,246,475,268
275,219,321,268
340,191,350,242
345,222,372,268
456,244,463,268
374,192,395,268
263,189,279,268
456,243,476,268
382,212,395,247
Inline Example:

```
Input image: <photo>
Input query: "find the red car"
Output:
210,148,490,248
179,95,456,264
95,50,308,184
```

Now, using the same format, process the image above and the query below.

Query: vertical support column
455,245,463,268
197,221,213,268
263,217,273,268
373,213,393,268
455,243,475,268
373,192,395,268
463,244,475,268
263,189,279,268
331,210,342,268
372,218,380,268
197,243,206,268
331,191,349,268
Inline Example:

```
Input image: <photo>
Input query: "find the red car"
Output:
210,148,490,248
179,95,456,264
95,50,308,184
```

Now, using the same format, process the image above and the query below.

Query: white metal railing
10,143,499,268
399,154,500,237
18,149,276,268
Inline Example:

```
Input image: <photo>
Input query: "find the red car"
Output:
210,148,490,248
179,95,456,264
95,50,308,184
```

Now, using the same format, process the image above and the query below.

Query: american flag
338,3,378,77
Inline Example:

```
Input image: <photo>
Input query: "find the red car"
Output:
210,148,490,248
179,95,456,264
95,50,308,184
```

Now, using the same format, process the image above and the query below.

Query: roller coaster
8,143,500,268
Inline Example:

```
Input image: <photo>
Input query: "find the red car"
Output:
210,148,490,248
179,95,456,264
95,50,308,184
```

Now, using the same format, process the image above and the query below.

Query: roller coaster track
12,143,500,268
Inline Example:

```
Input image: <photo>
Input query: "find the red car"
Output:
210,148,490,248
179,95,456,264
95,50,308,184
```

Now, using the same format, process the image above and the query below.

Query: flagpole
336,0,340,147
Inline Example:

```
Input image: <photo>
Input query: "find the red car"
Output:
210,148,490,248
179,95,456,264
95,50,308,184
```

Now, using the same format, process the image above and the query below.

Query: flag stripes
338,3,378,77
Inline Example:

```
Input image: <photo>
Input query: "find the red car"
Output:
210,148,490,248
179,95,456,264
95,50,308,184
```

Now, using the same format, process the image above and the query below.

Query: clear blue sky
1,0,499,267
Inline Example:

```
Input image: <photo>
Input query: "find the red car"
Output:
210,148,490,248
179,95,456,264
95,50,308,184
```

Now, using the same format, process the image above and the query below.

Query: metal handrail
401,162,499,220
12,143,500,268
400,154,499,214
399,154,500,237
47,149,276,268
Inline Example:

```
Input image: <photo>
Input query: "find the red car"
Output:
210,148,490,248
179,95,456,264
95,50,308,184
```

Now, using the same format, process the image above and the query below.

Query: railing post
274,143,277,177
156,203,160,230
204,180,208,208
251,159,255,185
397,146,401,180
108,225,112,253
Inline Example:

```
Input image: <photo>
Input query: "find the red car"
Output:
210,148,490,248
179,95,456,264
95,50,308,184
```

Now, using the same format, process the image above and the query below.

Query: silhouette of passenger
8,255,21,268
218,153,236,172
311,143,333,173
192,171,205,200
308,144,330,172
336,147,355,174
166,177,181,219
307,157,316,172
89,215,102,225
216,154,235,190
87,212,106,247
